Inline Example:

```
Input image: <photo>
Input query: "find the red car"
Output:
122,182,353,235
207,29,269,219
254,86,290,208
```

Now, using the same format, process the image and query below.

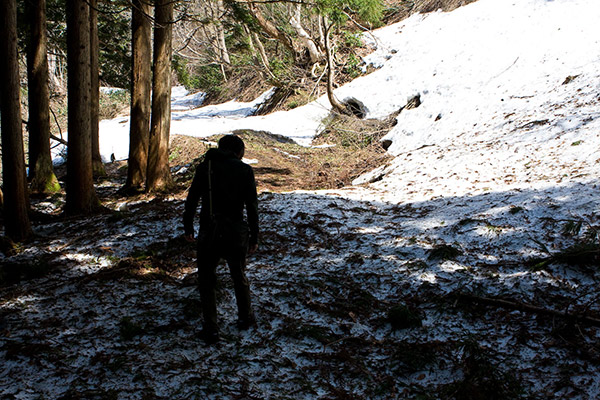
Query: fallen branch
50,134,68,146
456,292,600,327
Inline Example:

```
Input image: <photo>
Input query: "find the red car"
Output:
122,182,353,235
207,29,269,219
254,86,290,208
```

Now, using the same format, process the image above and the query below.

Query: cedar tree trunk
146,0,174,192
0,0,33,241
90,0,106,177
26,0,60,194
125,0,152,192
65,0,99,214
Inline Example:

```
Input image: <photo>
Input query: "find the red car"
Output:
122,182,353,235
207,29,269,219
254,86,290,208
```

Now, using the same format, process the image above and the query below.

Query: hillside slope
2,0,600,398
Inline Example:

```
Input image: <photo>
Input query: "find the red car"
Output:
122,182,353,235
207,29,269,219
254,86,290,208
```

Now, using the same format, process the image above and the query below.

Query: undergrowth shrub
99,89,130,120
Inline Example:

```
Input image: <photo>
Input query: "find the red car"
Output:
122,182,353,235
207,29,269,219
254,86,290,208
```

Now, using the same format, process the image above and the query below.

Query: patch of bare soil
164,112,394,195
169,134,211,168
382,0,480,24
202,67,273,106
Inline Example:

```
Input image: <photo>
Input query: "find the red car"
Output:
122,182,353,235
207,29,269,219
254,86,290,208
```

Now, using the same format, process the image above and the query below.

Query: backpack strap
208,159,214,220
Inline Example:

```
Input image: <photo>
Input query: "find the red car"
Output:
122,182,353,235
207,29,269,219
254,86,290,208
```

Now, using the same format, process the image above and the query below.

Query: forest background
0,0,475,244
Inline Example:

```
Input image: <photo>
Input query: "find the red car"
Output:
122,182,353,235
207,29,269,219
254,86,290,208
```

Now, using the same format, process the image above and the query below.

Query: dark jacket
183,148,259,246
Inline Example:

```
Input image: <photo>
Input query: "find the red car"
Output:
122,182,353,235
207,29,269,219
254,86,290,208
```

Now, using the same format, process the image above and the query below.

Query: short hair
218,135,245,155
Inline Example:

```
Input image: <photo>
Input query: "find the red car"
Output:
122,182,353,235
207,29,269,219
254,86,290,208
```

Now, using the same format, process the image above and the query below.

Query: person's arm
183,163,206,240
245,167,259,252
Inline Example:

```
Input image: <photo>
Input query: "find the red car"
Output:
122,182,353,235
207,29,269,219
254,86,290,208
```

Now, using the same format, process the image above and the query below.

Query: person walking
183,135,258,344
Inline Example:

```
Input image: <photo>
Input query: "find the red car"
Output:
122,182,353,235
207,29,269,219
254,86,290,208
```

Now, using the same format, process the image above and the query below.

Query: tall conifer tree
125,0,153,192
0,0,33,241
65,0,99,214
90,0,106,178
26,0,60,194
146,0,174,192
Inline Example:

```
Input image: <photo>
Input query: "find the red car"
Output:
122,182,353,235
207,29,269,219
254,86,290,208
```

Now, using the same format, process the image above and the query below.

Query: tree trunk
249,29,275,80
290,4,323,64
26,0,60,194
125,0,152,192
65,0,99,214
216,0,230,65
323,17,347,115
90,0,106,177
248,3,297,60
146,0,174,192
0,0,33,241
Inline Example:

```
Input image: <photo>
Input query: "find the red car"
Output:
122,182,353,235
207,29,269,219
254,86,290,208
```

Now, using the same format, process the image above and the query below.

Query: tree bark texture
65,0,99,214
323,17,347,115
146,0,174,192
26,0,60,194
0,0,33,241
90,0,106,177
126,0,152,191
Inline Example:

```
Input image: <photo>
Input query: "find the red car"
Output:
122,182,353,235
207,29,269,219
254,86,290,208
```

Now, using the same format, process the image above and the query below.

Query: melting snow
3,0,600,398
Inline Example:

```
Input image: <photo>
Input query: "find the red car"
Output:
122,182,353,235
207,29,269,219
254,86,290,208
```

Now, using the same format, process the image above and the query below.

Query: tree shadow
1,180,599,398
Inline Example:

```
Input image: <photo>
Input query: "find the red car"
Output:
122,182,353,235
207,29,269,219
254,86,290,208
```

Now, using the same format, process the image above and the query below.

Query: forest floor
3,0,600,397
1,128,600,399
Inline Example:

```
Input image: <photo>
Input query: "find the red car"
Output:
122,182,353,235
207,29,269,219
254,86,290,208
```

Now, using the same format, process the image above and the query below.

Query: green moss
45,178,61,193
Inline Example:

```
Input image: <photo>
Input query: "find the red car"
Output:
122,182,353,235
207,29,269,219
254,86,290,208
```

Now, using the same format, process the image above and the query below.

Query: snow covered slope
349,0,600,203
93,0,600,199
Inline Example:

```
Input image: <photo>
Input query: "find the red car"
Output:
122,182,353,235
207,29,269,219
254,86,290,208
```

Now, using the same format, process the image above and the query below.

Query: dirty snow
3,0,600,398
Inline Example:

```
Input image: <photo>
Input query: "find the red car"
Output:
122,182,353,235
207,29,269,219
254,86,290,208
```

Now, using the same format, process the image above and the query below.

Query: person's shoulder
204,148,222,161
240,160,255,173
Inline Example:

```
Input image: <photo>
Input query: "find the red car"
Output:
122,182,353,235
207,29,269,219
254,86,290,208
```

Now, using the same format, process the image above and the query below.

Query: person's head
218,135,245,159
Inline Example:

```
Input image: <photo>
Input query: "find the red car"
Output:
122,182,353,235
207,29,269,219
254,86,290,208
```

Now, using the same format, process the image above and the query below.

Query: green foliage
174,55,224,95
269,58,295,84
173,55,195,90
317,0,384,26
342,31,364,48
20,0,131,89
344,53,363,78
197,64,225,95
99,89,130,120
97,2,131,88
227,1,259,32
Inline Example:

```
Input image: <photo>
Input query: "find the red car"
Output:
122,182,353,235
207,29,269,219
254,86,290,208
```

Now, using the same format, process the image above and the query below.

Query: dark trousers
197,226,253,333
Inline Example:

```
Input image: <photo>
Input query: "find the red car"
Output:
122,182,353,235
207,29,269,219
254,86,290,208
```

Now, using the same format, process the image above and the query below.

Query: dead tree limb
457,292,600,327
50,133,68,146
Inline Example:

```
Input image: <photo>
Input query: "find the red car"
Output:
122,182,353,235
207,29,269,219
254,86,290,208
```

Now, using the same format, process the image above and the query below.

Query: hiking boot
199,329,220,345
